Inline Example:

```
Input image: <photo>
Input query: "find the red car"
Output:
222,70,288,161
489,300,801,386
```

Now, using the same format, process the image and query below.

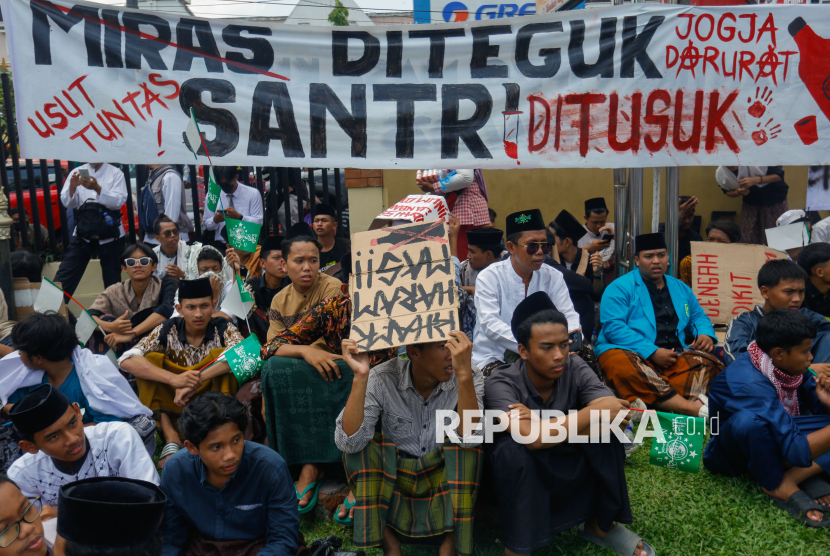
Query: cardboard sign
691,243,786,325
350,221,458,350
376,195,449,224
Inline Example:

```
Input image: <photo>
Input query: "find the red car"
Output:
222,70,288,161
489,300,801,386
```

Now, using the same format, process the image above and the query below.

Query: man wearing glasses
0,476,47,556
87,244,177,353
151,215,201,280
472,209,581,377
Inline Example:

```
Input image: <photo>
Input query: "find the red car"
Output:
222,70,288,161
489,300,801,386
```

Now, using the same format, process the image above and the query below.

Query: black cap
9,384,71,437
635,233,667,254
584,197,607,214
313,203,337,218
57,477,166,546
466,227,503,247
553,210,588,243
261,235,284,255
505,209,545,238
288,222,315,239
510,292,557,338
178,277,213,300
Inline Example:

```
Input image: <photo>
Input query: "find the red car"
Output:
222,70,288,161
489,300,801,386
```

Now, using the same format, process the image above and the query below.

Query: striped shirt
334,357,484,455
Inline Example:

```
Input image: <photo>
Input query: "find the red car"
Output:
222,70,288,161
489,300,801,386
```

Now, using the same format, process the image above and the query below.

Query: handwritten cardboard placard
350,221,457,350
691,242,786,325
376,195,449,224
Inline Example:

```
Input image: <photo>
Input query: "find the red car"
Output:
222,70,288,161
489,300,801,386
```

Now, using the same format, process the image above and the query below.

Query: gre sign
414,0,537,24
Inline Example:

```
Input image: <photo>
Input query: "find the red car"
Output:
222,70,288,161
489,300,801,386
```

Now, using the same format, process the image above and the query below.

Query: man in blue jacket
723,259,830,366
596,233,722,418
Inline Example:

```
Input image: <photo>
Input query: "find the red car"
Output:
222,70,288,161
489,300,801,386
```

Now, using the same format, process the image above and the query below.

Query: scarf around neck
748,341,803,416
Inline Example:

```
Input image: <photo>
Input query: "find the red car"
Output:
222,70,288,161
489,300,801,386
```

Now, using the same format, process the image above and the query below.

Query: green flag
205,167,222,213
225,335,263,386
226,217,261,253
222,276,255,320
648,411,704,474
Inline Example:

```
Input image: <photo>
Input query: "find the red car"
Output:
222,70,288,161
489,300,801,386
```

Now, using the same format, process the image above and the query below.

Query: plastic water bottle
104,213,114,227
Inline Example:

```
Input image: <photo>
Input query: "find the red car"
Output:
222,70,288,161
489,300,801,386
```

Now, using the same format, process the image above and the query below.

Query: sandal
767,490,830,528
800,475,830,510
295,481,322,515
334,496,356,526
158,442,180,470
578,523,656,556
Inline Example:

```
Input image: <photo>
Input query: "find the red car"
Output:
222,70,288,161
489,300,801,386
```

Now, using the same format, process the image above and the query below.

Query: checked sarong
343,433,482,556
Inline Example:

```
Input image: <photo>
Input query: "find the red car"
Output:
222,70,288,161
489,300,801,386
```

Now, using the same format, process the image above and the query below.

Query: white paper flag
105,349,119,367
765,223,810,252
221,278,254,320
33,278,63,314
76,310,98,345
184,107,202,158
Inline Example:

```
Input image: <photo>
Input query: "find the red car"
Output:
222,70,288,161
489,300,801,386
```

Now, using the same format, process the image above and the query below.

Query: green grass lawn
299,438,830,556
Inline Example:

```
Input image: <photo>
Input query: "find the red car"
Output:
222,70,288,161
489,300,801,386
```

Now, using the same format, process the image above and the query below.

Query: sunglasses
515,241,551,255
161,228,180,237
124,257,153,267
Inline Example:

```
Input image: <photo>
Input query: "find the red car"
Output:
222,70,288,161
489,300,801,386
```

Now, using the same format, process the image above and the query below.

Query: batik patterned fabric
343,434,482,556
598,348,723,405
261,296,396,366
128,318,244,368
266,273,342,342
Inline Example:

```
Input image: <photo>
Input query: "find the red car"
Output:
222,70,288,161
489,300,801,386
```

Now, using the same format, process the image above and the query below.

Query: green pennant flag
237,275,253,303
648,411,704,474
225,335,263,386
205,167,222,213
226,217,261,253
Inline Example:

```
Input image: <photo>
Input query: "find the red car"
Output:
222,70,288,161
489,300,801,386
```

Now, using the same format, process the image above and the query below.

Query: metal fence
0,72,348,259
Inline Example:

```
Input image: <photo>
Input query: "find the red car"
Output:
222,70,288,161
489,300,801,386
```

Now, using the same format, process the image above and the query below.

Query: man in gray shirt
335,332,484,556
485,292,655,556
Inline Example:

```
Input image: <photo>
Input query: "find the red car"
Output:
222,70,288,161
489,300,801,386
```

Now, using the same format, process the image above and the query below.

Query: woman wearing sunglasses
0,475,47,556
86,244,177,355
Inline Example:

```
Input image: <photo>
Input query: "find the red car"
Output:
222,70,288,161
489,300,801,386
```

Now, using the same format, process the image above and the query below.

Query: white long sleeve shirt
144,172,189,244
202,183,264,242
472,258,581,367
60,163,127,244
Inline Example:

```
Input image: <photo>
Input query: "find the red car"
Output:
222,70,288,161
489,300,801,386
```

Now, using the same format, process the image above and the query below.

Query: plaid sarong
261,356,353,467
343,434,483,556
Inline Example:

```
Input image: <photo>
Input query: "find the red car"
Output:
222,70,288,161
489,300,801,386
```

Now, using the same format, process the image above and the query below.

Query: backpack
138,165,177,236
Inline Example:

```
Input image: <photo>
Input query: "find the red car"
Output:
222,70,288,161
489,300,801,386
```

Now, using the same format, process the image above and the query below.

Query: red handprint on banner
751,118,782,146
748,87,773,119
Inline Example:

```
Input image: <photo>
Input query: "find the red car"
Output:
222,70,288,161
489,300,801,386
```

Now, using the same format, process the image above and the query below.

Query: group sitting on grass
2,201,830,556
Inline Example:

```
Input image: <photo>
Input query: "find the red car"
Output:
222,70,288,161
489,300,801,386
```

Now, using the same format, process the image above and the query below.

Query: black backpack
74,200,121,241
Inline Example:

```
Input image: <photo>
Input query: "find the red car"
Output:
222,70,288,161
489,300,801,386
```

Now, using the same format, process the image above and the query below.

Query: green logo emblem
515,214,531,224
685,303,689,317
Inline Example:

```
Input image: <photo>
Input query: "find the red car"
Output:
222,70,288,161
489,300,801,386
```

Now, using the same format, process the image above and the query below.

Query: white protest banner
377,195,450,224
350,220,458,350
691,242,786,325
6,0,830,168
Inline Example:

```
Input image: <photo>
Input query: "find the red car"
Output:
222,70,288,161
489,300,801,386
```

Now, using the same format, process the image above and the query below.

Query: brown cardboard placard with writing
350,221,457,350
691,242,786,325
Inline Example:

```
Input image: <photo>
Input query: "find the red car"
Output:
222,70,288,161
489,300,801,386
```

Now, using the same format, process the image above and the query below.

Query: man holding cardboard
596,233,723,418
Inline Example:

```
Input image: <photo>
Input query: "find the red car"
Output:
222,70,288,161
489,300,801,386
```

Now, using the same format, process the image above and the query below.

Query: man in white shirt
577,197,615,263
7,384,158,510
53,163,128,296
151,215,200,280
142,164,193,245
472,209,581,374
202,166,264,249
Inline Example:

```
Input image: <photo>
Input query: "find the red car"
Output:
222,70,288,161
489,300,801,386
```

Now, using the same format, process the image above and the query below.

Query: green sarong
343,433,483,556
261,356,353,467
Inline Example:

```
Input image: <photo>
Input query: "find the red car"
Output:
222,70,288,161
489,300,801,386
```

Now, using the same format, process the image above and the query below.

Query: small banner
205,167,221,213
225,335,264,386
222,276,255,320
75,310,98,346
649,411,704,474
376,195,450,224
691,242,786,325
184,107,203,159
33,277,64,314
226,218,261,252
349,220,458,351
